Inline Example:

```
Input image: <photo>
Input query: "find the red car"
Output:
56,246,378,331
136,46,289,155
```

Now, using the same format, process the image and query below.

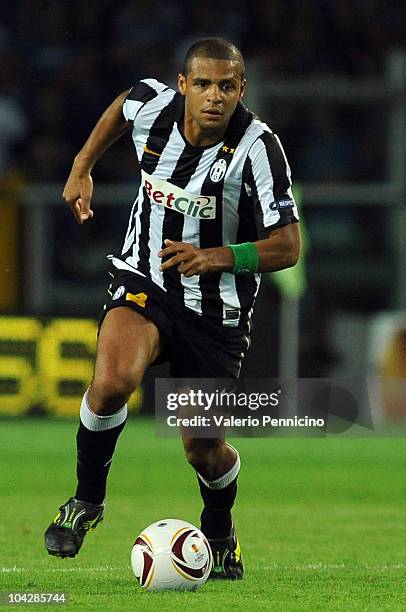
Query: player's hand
62,167,94,224
158,240,213,277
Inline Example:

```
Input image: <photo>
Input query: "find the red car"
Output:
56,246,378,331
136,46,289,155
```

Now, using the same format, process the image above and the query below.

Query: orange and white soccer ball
131,518,213,591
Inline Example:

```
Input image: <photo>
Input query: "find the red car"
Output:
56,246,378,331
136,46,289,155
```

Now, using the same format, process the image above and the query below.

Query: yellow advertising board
0,316,142,416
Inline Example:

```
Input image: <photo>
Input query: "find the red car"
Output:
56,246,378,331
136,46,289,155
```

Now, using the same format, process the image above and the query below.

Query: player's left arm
159,224,300,277
250,222,301,272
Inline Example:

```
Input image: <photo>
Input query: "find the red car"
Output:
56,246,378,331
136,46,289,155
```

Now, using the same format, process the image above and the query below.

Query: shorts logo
270,198,295,211
141,170,216,219
126,292,148,308
225,309,239,320
210,158,227,183
112,285,125,300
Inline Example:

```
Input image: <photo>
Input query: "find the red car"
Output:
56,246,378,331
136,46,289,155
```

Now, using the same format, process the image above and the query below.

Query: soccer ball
131,518,213,591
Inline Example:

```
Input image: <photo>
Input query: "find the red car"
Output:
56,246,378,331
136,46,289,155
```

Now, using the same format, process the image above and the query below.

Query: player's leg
75,306,161,505
45,307,161,558
182,435,243,579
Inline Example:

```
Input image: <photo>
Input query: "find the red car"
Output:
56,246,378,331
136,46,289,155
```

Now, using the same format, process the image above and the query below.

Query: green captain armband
228,242,259,274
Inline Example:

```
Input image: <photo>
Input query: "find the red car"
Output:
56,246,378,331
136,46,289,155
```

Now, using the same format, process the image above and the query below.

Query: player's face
178,57,246,143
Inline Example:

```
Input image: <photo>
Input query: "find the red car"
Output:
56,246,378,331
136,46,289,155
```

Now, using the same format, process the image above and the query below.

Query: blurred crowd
0,0,405,183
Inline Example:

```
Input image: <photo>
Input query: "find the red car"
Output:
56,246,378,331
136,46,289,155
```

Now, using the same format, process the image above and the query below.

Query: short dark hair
182,37,245,79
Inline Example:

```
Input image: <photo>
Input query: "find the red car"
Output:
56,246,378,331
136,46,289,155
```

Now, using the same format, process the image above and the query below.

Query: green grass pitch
1,418,406,611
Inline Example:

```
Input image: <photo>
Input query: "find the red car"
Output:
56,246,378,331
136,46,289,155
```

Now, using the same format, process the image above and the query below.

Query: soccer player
45,37,300,579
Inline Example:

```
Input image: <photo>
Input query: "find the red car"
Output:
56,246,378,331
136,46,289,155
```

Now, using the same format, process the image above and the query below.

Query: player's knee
90,370,139,414
184,439,221,479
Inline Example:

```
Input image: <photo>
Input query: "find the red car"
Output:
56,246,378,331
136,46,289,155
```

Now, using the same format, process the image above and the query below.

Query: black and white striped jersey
109,78,299,328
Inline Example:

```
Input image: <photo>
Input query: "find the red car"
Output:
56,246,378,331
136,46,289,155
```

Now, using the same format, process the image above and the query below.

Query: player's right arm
63,89,131,224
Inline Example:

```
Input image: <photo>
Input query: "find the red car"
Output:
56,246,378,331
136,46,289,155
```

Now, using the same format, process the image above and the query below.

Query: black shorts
100,268,251,379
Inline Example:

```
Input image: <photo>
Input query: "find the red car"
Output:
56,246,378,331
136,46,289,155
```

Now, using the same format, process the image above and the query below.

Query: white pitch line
259,563,406,571
1,566,128,574
46,566,127,573
295,563,346,570
4,563,406,575
258,564,345,571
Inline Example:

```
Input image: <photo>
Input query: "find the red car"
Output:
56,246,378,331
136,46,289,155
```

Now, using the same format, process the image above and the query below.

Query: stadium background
1,1,406,417
1,2,406,610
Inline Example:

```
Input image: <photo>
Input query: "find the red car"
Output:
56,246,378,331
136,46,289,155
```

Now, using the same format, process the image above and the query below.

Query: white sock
79,390,128,432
